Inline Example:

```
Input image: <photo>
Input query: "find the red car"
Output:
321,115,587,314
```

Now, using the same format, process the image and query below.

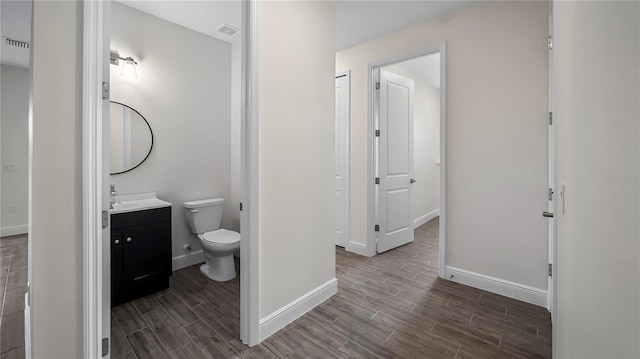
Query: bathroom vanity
110,193,172,307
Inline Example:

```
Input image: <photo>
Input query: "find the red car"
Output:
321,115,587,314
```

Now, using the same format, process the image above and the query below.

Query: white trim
444,266,548,307
413,209,440,228
366,43,448,274
172,251,205,271
0,225,28,237
259,278,337,342
82,0,105,357
336,70,350,250
346,241,369,257
240,0,261,347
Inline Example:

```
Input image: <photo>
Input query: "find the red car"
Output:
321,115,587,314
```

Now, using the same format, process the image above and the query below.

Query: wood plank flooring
0,234,28,359
113,217,552,358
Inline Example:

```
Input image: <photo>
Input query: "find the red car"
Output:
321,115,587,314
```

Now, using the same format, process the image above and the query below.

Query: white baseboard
414,209,440,228
346,241,371,257
172,250,205,271
259,278,337,342
0,225,28,237
444,266,548,307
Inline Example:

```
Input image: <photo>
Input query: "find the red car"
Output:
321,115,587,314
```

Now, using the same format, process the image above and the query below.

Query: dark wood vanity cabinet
111,207,172,307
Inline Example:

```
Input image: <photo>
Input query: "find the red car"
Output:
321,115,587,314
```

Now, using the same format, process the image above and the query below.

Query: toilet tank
183,198,224,234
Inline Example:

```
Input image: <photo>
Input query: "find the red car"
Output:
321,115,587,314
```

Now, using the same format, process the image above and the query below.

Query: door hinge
102,337,109,357
374,225,380,232
375,130,380,137
548,188,554,201
239,202,243,211
102,210,109,229
375,82,380,90
375,177,380,185
548,263,552,277
549,111,553,125
548,36,553,50
102,81,110,100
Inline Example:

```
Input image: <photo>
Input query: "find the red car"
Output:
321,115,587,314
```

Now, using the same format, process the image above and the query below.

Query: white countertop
110,192,172,214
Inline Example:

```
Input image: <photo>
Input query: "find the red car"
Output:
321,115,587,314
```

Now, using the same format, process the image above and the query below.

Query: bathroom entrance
88,1,254,357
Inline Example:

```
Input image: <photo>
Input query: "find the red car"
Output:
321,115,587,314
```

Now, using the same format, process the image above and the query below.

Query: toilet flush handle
190,209,199,213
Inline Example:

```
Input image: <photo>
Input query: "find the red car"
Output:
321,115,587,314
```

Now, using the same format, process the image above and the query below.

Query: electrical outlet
3,163,16,172
8,205,17,213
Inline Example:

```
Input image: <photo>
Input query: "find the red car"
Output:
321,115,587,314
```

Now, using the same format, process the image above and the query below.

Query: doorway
368,45,446,276
335,71,350,248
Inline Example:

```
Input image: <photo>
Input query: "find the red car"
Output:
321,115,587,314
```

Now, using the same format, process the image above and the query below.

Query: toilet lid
202,229,240,245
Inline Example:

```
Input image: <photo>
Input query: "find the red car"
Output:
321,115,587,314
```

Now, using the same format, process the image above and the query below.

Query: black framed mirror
109,101,153,175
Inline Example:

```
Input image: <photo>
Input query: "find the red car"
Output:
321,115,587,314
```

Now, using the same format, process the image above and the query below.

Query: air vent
217,24,239,36
3,37,30,49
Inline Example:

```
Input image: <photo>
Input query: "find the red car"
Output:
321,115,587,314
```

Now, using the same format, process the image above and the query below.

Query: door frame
82,0,262,355
82,0,108,357
366,42,447,278
335,70,350,249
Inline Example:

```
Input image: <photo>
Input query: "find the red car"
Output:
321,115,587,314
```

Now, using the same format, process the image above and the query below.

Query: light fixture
110,50,138,79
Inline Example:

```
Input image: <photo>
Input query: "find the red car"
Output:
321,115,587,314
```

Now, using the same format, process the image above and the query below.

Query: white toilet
183,198,240,281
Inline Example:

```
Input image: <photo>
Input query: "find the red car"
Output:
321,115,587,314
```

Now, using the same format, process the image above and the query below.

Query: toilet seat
200,229,240,246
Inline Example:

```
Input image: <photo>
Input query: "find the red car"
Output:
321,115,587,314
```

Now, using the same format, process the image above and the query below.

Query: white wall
1,65,29,236
110,2,232,259
229,41,241,232
336,1,549,290
258,1,336,318
384,60,441,223
554,1,640,357
31,1,83,357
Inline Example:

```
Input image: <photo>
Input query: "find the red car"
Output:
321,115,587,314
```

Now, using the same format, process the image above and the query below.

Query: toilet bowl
183,198,240,281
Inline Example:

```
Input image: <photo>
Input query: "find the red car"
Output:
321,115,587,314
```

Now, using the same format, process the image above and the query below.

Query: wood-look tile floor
0,234,28,359
113,218,552,359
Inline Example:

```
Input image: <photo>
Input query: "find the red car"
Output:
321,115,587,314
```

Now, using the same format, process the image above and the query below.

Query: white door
102,1,112,356
546,1,556,315
335,72,350,247
377,70,415,253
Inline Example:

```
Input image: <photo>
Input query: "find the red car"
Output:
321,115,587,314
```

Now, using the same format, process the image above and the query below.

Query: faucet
110,184,120,209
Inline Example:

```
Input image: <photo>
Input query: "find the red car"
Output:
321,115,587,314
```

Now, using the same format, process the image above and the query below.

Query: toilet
183,198,240,281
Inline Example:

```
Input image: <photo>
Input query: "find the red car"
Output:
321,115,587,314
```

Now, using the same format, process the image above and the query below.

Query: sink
110,192,172,214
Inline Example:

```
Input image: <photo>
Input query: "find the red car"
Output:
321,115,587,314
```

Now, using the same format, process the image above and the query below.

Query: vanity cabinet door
111,229,124,306
122,221,171,301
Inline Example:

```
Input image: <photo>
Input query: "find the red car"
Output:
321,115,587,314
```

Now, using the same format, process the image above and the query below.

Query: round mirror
109,102,153,175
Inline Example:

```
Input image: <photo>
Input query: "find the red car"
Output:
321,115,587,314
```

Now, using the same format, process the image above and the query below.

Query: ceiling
335,1,476,50
1,0,32,68
0,1,475,69
116,0,242,44
386,53,441,89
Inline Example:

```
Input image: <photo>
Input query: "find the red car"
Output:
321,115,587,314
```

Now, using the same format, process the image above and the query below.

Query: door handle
542,211,554,218
410,179,417,183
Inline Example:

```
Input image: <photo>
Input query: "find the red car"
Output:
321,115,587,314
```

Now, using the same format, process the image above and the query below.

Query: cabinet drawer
111,206,171,230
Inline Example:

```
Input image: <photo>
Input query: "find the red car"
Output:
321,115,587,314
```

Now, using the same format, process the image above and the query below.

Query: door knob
126,237,132,242
114,240,120,245
542,211,554,218
410,179,417,183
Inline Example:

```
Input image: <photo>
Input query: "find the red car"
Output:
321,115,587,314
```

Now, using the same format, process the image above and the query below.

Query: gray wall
31,0,83,357
1,65,29,236
258,0,337,318
109,2,232,260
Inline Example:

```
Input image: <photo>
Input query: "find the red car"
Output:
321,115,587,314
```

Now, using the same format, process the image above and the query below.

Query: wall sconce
110,50,138,79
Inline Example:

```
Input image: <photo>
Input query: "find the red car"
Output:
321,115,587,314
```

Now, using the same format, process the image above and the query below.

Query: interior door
377,69,415,253
546,0,556,315
335,72,350,247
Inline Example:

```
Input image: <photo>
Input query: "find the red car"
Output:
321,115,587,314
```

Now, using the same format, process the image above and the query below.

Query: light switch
8,205,17,213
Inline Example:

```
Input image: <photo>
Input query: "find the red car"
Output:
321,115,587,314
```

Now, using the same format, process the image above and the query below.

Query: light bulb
120,58,137,79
